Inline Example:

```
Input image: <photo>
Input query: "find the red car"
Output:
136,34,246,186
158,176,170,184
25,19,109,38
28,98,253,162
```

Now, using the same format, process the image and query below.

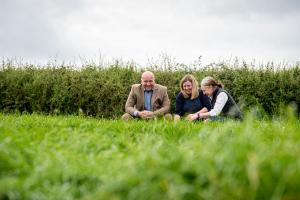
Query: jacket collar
212,87,220,101
141,84,158,92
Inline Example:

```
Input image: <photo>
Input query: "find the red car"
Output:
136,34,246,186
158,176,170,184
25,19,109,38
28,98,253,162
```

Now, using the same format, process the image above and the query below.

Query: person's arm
186,92,210,121
199,107,208,113
209,92,228,116
153,87,170,117
199,92,228,118
125,86,139,116
174,93,184,121
186,107,209,121
175,93,185,115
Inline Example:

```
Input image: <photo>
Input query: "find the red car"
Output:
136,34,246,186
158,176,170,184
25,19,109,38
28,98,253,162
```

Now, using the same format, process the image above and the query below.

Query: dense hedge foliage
1,62,300,118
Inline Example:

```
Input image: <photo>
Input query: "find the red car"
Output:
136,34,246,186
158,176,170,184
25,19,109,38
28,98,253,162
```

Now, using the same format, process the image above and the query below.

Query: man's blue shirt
144,90,153,111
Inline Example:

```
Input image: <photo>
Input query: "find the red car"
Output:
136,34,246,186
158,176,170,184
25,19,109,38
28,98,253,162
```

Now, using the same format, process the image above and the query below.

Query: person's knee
122,113,133,121
164,113,173,121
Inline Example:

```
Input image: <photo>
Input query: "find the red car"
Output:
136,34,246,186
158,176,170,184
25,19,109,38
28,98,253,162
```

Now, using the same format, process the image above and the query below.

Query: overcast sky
1,0,299,66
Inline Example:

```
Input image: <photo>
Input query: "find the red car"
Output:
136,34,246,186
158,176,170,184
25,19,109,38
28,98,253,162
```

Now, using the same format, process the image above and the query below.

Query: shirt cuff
209,110,217,117
133,110,139,117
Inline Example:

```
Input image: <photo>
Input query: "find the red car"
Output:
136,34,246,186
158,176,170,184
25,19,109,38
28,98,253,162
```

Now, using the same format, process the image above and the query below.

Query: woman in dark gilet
190,76,242,121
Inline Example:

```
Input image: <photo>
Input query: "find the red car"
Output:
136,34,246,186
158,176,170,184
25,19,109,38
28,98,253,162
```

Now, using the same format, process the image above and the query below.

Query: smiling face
141,71,155,91
179,75,199,99
182,81,193,95
200,76,219,97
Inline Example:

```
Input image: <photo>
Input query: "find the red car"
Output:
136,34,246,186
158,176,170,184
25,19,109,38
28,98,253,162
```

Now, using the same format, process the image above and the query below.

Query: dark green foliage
1,62,299,118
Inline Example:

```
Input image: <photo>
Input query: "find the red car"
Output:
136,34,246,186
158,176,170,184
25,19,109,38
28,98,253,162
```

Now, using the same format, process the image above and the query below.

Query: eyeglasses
201,86,213,92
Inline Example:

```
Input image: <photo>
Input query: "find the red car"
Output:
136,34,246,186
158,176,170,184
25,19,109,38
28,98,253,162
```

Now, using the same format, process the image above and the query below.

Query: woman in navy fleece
174,74,211,122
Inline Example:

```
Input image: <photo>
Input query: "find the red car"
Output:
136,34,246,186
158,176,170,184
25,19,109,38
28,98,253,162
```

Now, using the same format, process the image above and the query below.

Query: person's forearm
198,112,211,119
133,110,139,117
199,107,208,113
153,105,170,116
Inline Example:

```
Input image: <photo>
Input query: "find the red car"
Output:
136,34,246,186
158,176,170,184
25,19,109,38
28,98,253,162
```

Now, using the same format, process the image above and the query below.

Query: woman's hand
186,113,199,121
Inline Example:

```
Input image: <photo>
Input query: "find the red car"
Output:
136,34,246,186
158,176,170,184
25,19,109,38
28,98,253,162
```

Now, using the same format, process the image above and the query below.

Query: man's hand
139,110,154,119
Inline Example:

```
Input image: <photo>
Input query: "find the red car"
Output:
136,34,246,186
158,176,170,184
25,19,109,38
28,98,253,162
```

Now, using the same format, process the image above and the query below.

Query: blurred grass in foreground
0,112,300,200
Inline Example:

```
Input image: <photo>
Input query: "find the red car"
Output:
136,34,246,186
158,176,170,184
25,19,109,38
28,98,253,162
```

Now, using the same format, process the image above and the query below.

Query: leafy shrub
1,62,299,118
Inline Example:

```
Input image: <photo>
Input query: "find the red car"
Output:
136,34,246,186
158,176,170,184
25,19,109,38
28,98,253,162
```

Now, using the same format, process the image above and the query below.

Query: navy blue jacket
175,90,211,116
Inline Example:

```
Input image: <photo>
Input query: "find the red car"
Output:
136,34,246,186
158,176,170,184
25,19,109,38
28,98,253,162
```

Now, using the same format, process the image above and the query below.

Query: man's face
141,73,155,91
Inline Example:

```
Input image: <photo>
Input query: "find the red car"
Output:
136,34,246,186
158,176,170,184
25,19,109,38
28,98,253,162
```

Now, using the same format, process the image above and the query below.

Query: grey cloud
0,0,85,59
174,0,300,17
0,0,299,64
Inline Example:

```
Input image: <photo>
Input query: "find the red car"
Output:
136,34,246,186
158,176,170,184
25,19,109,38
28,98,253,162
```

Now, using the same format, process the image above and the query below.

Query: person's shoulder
176,92,184,99
218,89,228,96
218,88,228,93
129,84,142,93
131,84,141,89
217,91,228,99
214,88,228,97
155,84,167,90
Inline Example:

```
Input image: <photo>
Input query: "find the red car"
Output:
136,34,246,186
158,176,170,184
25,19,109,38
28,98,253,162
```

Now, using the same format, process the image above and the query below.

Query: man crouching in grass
122,71,172,121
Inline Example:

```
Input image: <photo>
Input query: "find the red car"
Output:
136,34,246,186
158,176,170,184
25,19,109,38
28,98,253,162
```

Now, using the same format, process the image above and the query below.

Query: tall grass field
1,113,300,200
